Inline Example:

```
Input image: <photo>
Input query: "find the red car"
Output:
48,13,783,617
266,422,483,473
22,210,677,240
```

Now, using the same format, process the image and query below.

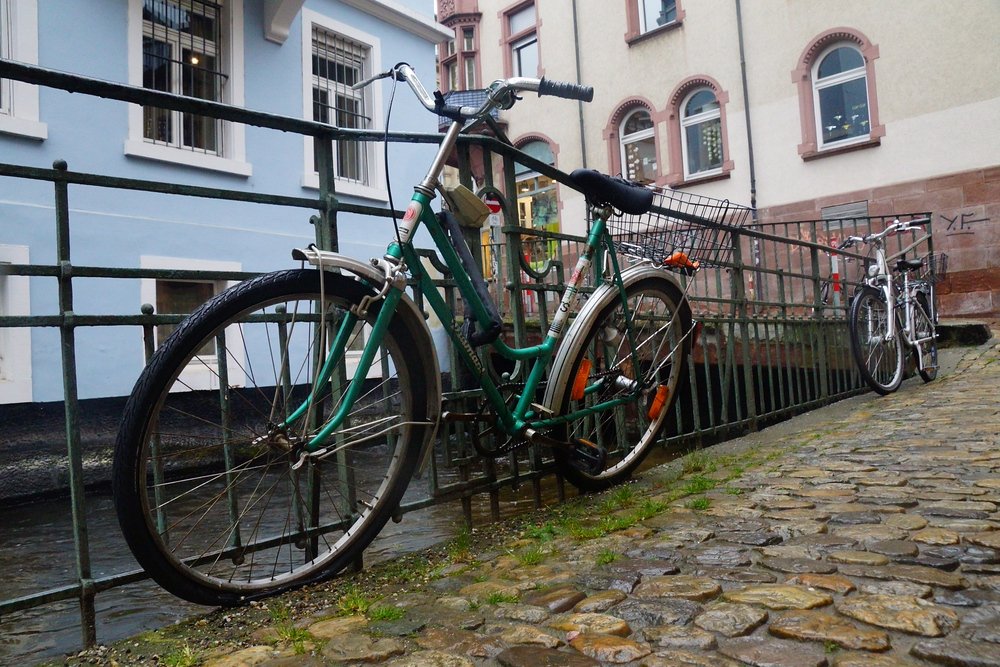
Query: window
301,10,385,200
0,0,46,139
464,57,476,90
680,88,722,178
620,109,657,184
793,29,883,159
515,140,559,234
665,76,733,187
311,26,372,184
625,0,684,42
126,0,248,175
141,256,243,392
141,0,224,154
462,27,475,51
639,0,677,33
813,45,869,148
504,3,539,78
0,244,31,404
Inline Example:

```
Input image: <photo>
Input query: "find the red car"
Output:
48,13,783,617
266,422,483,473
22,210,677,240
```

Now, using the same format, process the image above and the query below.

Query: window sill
302,172,389,202
0,115,48,141
626,20,682,46
665,169,731,189
800,136,881,161
124,140,252,177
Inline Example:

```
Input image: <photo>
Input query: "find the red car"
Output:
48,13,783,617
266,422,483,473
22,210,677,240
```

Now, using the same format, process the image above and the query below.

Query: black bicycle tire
555,276,691,492
915,291,938,383
848,285,903,395
113,269,430,606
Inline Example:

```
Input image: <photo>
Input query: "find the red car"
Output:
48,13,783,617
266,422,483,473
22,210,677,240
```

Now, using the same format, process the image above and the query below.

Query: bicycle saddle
569,169,655,215
895,258,924,272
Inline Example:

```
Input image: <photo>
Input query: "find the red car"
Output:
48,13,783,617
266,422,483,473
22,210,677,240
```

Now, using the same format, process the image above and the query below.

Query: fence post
53,160,96,647
731,231,758,431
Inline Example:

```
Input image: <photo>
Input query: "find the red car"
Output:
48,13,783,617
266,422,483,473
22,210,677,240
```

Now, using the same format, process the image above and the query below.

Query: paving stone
713,530,783,546
835,595,960,636
758,556,838,574
693,603,768,637
572,590,626,613
831,653,917,666
913,527,962,545
763,509,832,522
769,610,891,651
482,623,564,648
785,534,858,551
522,587,587,612
886,564,968,589
496,646,599,667
967,532,1000,551
884,514,929,530
828,511,885,524
894,554,962,571
911,637,1000,666
321,634,406,663
785,573,856,595
415,627,505,658
547,612,631,637
828,549,890,566
858,580,934,598
831,525,909,544
689,545,752,567
869,539,920,557
494,603,551,623
689,567,778,583
577,572,639,594
640,649,741,666
459,581,523,602
307,615,368,639
717,636,827,667
568,634,651,664
632,575,722,602
642,624,717,650
722,584,833,610
758,499,816,511
612,598,703,628
599,558,679,577
384,650,476,667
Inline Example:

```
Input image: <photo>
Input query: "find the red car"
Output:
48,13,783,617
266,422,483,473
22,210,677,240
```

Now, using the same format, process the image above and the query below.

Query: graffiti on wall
942,210,991,236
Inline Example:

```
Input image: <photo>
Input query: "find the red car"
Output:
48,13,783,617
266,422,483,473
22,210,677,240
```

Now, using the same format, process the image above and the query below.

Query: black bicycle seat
569,169,655,215
895,258,924,272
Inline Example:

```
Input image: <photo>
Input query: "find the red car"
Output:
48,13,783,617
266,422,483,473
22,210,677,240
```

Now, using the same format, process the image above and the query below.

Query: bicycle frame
285,122,648,454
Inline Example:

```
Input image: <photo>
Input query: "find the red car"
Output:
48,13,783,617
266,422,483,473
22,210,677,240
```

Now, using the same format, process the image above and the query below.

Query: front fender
292,247,442,476
542,264,687,415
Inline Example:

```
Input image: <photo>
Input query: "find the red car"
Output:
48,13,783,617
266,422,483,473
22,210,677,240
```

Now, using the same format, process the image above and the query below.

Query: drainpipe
571,0,588,169
735,0,756,211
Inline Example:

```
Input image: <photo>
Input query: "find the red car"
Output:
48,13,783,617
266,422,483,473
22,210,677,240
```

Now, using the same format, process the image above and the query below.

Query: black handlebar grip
538,77,594,102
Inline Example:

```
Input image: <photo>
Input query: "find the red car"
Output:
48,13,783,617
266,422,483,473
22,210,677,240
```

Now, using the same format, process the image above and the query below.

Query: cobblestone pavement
88,338,1000,667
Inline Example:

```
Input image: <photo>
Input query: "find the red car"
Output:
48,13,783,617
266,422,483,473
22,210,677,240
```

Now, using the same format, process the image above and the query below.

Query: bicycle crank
524,429,608,476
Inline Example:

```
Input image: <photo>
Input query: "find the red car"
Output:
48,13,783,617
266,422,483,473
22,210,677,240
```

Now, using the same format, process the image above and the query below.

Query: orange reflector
647,385,670,420
571,359,591,401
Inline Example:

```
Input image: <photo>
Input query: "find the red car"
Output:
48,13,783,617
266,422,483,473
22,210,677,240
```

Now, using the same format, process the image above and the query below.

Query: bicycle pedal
567,438,607,476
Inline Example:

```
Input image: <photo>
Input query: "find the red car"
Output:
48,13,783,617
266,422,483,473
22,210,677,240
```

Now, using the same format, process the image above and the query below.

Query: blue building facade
0,0,450,403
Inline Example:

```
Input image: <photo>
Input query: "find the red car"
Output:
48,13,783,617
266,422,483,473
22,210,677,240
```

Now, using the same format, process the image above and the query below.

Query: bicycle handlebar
355,63,592,123
853,217,931,245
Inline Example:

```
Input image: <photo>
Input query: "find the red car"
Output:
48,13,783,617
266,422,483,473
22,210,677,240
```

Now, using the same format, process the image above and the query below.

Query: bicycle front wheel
556,277,690,492
113,269,432,606
914,291,938,382
849,285,904,395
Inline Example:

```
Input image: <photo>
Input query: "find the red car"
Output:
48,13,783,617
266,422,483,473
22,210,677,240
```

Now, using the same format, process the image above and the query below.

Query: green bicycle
113,64,752,606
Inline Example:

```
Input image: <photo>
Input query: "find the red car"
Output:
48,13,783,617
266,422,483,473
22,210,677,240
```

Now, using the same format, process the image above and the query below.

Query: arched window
680,88,722,178
812,44,869,147
793,29,883,158
620,109,657,184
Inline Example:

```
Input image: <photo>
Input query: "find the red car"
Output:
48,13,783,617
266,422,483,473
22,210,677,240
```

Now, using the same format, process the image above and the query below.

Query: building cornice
339,0,453,43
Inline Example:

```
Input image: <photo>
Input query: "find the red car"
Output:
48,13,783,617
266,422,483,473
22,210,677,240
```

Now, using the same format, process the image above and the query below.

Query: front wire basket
608,186,754,272
921,252,948,284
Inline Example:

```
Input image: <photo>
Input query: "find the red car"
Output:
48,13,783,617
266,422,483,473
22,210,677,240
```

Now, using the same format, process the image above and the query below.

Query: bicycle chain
470,368,623,457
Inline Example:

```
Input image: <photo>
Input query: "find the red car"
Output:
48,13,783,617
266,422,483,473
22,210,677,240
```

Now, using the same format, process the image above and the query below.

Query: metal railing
0,60,935,656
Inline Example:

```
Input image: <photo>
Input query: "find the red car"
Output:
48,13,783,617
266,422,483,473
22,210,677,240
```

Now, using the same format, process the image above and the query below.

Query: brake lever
352,69,395,91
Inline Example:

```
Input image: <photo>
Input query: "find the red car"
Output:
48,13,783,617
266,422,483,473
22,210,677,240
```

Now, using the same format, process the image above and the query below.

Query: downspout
571,0,587,169
735,0,756,211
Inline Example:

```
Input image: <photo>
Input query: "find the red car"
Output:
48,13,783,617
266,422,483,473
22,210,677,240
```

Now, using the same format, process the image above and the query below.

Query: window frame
300,9,386,201
811,43,871,151
125,0,249,176
501,1,541,79
665,75,733,188
624,0,684,44
793,28,884,161
140,255,244,392
0,244,32,404
619,108,657,184
679,87,723,180
0,0,46,140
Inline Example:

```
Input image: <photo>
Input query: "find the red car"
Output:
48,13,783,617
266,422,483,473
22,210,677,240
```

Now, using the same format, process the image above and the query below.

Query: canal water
0,471,565,665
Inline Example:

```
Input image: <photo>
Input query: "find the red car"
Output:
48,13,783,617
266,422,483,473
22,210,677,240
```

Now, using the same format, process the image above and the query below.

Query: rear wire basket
921,252,948,284
608,187,754,272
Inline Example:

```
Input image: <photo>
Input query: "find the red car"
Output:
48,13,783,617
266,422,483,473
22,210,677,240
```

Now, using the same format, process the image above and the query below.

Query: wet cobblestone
73,339,1000,666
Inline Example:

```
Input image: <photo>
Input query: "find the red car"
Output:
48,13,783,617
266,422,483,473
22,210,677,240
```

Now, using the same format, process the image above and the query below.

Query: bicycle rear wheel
914,291,938,382
555,277,690,492
849,285,904,395
113,270,431,606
